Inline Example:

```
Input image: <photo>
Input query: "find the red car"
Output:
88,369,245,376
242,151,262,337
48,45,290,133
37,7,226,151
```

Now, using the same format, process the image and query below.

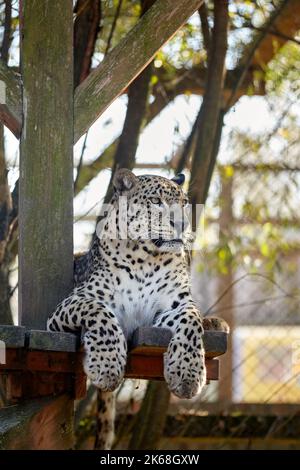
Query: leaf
260,242,270,257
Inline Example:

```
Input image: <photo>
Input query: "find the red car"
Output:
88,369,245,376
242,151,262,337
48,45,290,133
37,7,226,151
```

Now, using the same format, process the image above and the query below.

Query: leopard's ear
171,173,185,186
113,168,138,193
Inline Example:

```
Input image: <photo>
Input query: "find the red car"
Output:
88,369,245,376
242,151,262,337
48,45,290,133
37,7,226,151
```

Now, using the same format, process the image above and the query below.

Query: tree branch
74,0,102,88
1,0,12,63
104,0,123,55
226,0,298,110
189,0,228,208
198,1,211,55
74,0,204,143
100,0,155,218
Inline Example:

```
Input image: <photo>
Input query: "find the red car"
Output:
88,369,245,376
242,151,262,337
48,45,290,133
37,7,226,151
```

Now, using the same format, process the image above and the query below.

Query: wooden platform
0,325,228,401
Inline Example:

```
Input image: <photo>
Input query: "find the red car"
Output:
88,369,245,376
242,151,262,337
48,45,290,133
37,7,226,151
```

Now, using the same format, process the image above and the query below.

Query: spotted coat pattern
47,170,227,446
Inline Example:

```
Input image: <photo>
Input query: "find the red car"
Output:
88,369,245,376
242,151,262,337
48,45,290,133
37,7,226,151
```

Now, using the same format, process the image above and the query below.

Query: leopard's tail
94,390,116,450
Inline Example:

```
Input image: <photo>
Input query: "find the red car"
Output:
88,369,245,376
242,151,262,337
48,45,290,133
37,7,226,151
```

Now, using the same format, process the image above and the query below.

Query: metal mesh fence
189,161,300,409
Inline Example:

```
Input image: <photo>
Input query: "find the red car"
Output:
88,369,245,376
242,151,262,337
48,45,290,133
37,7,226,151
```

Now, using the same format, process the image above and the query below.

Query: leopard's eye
149,197,162,205
183,199,189,207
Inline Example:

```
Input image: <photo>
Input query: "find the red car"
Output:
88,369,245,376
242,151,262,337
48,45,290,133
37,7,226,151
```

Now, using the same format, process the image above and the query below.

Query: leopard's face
97,169,192,252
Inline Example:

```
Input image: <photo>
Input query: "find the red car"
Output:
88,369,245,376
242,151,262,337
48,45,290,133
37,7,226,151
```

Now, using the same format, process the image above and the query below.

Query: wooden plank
0,350,86,401
0,325,26,348
4,371,73,401
203,331,228,358
0,328,227,373
0,395,74,450
0,60,22,138
74,0,203,142
1,348,220,380
19,0,74,329
130,327,172,349
131,327,227,358
0,349,83,374
28,330,79,352
126,354,219,381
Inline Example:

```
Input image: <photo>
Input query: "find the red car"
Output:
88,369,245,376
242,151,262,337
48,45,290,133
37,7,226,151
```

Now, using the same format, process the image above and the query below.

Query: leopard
47,168,228,449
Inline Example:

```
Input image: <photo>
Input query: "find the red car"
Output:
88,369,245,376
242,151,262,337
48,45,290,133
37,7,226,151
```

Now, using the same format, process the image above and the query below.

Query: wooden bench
0,325,227,402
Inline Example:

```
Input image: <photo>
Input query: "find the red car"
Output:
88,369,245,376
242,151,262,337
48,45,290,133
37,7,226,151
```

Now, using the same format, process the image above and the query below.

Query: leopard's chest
108,263,172,338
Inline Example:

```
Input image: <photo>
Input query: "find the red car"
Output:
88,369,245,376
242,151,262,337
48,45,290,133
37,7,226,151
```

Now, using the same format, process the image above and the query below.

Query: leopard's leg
153,300,206,399
95,390,116,450
47,294,127,391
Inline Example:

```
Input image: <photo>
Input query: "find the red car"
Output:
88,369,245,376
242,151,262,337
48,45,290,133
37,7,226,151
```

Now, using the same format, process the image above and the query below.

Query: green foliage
199,40,300,277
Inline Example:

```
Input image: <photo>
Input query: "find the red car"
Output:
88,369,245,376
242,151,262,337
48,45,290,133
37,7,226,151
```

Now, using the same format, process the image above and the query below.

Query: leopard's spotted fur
47,169,228,448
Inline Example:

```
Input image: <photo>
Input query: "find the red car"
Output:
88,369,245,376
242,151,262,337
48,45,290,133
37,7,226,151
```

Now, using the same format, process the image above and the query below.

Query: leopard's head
97,169,192,252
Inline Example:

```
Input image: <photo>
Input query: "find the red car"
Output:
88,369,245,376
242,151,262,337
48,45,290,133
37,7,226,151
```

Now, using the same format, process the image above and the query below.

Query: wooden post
3,0,76,450
19,0,74,329
218,172,233,405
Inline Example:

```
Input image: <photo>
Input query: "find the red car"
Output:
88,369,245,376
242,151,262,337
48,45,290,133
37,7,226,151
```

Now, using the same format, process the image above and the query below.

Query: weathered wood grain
28,330,79,352
126,353,219,381
0,349,84,373
203,331,228,358
0,346,219,383
130,327,173,349
0,325,25,348
131,327,228,358
13,1,75,450
19,0,74,329
74,0,203,142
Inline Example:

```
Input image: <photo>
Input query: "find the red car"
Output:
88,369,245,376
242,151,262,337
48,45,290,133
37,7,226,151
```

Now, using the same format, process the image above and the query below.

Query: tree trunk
74,0,102,88
0,254,12,325
102,0,155,204
104,63,153,203
176,111,200,174
128,381,170,450
189,0,228,209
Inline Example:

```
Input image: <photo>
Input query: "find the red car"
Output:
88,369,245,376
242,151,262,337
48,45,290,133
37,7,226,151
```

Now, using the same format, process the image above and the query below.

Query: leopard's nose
170,219,183,238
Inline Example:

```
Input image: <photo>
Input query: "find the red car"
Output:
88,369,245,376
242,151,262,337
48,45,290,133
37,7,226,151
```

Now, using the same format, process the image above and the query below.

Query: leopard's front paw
163,335,206,399
83,350,126,391
83,332,127,391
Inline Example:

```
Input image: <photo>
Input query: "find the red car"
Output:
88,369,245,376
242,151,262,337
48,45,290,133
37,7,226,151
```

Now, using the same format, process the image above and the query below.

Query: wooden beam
0,328,227,381
0,325,25,348
74,0,203,142
2,2,76,450
19,0,74,329
126,353,219,381
0,348,219,381
0,60,22,138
